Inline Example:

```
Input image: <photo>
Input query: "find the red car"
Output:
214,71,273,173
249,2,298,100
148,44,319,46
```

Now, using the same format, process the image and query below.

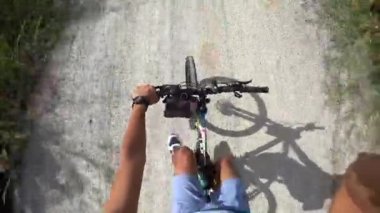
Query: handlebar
155,84,269,98
219,86,269,93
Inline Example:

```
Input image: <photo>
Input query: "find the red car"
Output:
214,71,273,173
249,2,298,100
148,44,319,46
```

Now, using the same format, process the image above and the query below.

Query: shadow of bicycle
210,98,339,213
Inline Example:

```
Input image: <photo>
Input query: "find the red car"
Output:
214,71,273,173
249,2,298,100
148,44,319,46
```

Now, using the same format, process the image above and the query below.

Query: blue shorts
172,175,250,213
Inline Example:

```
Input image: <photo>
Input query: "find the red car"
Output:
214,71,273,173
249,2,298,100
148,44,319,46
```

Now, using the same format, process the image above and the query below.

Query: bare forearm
105,84,158,213
121,105,147,162
104,105,147,213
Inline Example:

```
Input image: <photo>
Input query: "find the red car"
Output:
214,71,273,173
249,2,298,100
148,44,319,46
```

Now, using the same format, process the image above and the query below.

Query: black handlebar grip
242,87,269,93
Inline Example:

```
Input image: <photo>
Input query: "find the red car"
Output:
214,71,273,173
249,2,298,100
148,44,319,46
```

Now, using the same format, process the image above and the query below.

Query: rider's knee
173,146,196,175
175,146,194,161
219,155,234,168
219,155,238,181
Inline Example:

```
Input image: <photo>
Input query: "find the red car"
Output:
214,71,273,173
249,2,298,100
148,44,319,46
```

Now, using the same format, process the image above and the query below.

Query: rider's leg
172,146,197,175
329,153,380,213
169,135,206,212
216,155,250,212
219,155,239,181
168,133,197,175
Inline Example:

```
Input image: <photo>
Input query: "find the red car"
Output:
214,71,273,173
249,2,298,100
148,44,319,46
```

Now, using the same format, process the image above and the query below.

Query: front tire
185,56,199,88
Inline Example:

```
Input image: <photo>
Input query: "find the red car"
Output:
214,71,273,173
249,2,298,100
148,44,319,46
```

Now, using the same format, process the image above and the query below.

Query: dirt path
18,0,337,212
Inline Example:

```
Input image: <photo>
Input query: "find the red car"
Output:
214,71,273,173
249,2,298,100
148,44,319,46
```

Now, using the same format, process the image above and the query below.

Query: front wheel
185,56,199,88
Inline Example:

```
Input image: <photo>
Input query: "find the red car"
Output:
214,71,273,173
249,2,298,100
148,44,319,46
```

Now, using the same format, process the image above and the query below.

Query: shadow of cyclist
213,100,340,212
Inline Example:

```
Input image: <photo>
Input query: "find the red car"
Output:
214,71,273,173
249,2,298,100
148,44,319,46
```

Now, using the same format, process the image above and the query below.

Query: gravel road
18,0,338,212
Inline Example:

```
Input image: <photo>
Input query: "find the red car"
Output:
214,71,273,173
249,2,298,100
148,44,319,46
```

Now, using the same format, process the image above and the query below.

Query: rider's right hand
132,84,159,105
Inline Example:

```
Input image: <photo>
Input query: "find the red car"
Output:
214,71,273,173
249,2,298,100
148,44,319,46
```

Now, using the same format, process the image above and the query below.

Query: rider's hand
132,84,159,105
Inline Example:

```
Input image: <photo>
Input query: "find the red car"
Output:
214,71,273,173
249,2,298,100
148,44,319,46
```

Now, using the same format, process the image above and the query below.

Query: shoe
167,133,182,153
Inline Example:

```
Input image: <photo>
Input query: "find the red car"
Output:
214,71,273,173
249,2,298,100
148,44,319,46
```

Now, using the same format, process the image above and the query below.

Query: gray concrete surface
18,0,339,212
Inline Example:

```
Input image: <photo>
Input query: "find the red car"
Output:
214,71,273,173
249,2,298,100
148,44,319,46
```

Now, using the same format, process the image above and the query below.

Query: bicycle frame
195,111,208,165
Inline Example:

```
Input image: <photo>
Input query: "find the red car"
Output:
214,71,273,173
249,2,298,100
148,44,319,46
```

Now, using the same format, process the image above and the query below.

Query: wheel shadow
199,76,268,137
211,100,340,212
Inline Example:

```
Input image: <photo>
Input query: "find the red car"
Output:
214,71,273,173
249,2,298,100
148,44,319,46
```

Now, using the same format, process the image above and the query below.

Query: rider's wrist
132,104,147,114
132,96,150,111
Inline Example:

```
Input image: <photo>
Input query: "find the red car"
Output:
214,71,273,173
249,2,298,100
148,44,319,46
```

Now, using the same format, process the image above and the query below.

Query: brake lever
218,79,252,87
239,79,252,85
230,79,252,86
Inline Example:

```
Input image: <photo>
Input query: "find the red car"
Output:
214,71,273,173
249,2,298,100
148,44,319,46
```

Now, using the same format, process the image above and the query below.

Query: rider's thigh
219,155,239,182
218,178,250,213
172,174,206,213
